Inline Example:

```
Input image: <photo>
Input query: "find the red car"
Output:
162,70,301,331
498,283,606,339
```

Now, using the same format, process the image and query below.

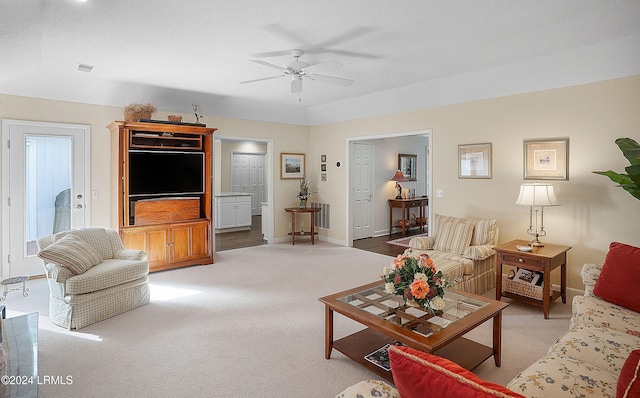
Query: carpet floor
3,242,574,397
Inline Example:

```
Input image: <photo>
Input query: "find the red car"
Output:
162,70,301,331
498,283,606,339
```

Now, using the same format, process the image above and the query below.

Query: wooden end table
495,239,571,319
284,207,321,245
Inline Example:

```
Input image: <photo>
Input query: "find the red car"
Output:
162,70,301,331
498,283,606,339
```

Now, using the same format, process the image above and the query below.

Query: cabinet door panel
218,203,237,228
122,227,169,269
171,222,210,262
172,226,192,261
122,230,147,252
235,201,252,226
190,223,209,257
147,229,170,264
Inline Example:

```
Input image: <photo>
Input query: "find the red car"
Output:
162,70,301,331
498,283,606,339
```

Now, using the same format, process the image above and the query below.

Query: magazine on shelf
514,268,542,285
364,344,392,371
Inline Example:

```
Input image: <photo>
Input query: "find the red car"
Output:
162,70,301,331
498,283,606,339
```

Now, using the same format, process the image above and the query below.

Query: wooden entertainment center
109,120,217,272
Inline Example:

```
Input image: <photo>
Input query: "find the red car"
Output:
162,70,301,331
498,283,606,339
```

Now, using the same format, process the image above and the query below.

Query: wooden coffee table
319,281,508,382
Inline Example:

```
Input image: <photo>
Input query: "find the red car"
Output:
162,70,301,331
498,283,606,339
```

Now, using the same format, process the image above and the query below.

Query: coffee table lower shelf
333,328,494,383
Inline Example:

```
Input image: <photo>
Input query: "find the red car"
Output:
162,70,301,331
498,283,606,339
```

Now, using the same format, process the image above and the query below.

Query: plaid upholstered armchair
36,228,150,329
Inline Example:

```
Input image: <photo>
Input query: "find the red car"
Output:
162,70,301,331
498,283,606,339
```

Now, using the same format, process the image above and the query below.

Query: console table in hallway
388,197,429,237
284,207,321,245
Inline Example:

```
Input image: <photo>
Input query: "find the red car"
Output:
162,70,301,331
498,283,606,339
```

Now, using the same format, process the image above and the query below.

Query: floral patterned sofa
406,214,498,295
336,242,640,398
507,252,640,397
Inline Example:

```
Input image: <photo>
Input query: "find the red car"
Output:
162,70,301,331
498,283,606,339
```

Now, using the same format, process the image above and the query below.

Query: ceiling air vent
77,63,94,73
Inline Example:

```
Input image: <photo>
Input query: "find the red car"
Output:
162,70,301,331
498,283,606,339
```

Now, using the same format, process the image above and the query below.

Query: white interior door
351,142,374,240
249,154,265,215
231,152,266,216
2,119,90,277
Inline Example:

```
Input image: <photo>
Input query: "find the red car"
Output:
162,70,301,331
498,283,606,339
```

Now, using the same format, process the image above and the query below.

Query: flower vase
299,199,307,209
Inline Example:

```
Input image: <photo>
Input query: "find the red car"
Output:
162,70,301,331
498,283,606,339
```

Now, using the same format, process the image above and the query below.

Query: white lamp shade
516,183,560,206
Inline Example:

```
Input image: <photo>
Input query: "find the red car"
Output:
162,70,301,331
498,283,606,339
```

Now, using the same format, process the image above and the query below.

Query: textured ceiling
1,0,640,125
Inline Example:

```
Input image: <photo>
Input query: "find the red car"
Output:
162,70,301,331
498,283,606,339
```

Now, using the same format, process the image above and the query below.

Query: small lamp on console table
390,170,409,199
515,183,560,246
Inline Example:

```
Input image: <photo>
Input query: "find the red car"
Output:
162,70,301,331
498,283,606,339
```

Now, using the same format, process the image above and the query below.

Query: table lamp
390,170,409,199
515,183,560,246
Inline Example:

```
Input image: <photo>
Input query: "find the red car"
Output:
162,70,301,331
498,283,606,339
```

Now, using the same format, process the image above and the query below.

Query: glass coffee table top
337,284,488,338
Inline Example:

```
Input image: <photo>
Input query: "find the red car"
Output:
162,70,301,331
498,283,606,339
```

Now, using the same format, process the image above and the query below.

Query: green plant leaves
593,137,640,200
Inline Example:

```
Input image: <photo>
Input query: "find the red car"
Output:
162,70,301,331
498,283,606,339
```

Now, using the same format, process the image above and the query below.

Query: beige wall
311,76,640,290
0,94,123,230
0,95,309,274
2,76,639,289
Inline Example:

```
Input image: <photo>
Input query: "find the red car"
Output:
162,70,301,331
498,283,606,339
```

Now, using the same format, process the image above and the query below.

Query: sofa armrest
335,380,400,398
462,244,496,261
581,263,603,298
114,249,148,261
409,236,435,250
43,262,74,284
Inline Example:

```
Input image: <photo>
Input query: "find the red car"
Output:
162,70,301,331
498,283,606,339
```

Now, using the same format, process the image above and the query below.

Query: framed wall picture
321,154,326,162
280,153,305,179
398,154,417,181
458,143,492,179
321,164,326,172
523,138,569,180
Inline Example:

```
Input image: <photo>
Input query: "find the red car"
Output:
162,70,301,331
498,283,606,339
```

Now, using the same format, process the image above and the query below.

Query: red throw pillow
388,345,524,398
593,242,640,312
618,350,640,398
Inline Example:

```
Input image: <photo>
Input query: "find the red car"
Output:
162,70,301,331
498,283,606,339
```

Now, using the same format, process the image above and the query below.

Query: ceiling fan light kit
240,49,354,101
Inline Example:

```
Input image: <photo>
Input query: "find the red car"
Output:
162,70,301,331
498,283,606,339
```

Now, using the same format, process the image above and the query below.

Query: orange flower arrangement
382,252,450,312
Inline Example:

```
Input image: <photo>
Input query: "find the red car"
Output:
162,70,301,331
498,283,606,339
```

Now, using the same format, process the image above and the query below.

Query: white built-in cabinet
215,194,252,230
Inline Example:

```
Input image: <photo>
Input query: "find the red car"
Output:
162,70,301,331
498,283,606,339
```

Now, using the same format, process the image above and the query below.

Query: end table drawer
501,254,544,270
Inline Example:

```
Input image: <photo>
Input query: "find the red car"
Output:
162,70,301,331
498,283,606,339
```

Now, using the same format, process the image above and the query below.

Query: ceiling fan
240,49,354,100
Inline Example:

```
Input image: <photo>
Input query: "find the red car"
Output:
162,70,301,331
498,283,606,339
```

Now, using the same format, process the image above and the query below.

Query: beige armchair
406,214,499,295
37,228,150,329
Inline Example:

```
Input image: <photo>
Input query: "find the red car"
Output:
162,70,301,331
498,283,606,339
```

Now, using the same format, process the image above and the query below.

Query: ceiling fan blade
318,26,376,47
249,50,292,58
304,60,343,72
323,49,380,60
240,75,285,84
309,74,354,87
291,77,303,93
250,60,287,72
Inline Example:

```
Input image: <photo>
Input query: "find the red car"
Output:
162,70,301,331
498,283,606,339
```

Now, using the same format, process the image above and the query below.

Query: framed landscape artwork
281,153,305,179
523,138,569,180
458,143,492,179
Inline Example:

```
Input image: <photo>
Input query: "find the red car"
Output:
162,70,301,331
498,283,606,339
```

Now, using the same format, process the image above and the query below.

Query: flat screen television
129,150,205,196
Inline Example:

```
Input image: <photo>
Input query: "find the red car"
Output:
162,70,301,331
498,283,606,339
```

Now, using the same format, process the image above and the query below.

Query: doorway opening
347,130,431,249
213,137,274,251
